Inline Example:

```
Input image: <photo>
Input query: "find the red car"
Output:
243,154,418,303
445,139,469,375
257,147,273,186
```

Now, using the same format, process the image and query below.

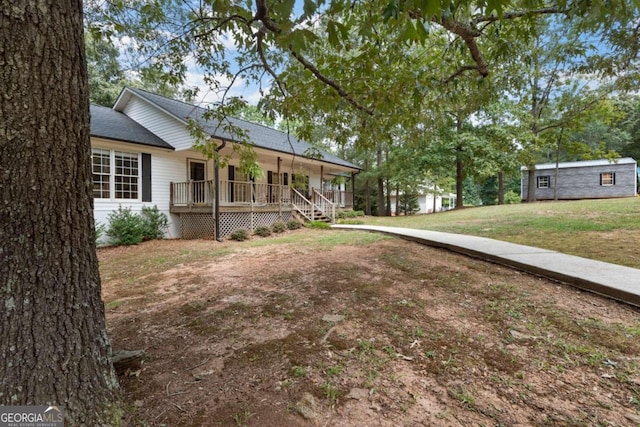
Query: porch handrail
218,180,291,205
312,188,336,223
318,189,353,208
170,180,214,206
291,187,314,221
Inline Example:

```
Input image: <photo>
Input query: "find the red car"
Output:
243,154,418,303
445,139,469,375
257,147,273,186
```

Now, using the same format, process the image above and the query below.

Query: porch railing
320,190,353,208
218,180,291,205
169,181,340,222
312,188,336,223
170,180,214,206
291,188,314,221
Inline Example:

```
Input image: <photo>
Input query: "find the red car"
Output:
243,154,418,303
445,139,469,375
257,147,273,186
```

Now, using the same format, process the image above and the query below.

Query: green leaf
382,0,398,21
327,20,341,47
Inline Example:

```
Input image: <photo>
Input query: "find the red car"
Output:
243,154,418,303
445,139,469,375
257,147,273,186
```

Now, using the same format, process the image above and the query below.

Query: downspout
214,139,227,242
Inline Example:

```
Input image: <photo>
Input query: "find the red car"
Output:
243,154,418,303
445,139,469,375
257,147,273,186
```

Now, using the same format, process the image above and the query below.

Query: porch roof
90,104,174,149
117,87,360,171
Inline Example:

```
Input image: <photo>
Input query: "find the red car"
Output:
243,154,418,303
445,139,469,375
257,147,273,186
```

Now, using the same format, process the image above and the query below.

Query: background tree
1,0,122,424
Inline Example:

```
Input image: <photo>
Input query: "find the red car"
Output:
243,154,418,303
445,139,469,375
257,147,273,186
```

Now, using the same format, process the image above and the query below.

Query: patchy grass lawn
360,198,640,268
100,229,640,426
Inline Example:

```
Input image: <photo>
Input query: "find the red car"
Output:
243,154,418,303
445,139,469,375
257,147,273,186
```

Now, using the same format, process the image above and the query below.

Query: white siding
390,192,447,214
122,97,196,151
92,138,207,244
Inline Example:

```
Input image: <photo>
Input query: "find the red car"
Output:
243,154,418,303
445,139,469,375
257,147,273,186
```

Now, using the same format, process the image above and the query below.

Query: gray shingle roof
90,104,174,150
124,87,360,170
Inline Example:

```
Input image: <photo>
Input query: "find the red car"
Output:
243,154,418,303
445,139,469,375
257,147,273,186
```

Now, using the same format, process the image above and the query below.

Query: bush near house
271,221,287,233
230,229,250,241
106,205,169,246
254,226,272,237
286,220,302,230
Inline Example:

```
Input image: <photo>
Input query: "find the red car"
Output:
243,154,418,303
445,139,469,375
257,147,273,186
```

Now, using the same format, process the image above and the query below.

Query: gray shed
521,158,638,201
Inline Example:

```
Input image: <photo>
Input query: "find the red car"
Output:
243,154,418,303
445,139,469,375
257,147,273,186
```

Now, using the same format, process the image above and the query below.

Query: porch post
351,172,356,209
277,157,282,220
320,165,324,192
214,139,226,241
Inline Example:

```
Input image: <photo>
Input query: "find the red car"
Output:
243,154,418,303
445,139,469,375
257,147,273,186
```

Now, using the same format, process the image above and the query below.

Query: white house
388,186,456,215
91,87,360,241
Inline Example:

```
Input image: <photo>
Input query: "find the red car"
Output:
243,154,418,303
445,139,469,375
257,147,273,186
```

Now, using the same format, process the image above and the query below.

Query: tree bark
527,169,537,202
498,172,504,205
0,1,122,425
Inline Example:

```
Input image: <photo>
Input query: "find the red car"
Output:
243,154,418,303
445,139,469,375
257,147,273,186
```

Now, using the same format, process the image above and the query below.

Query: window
92,148,110,198
536,175,550,189
92,148,140,199
600,172,615,186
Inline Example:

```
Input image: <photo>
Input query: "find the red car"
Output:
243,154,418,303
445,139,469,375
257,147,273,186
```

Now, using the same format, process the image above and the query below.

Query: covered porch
169,179,354,214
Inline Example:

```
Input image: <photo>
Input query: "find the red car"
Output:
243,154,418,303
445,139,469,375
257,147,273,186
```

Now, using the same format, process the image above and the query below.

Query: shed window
92,148,140,200
536,176,550,189
600,172,615,186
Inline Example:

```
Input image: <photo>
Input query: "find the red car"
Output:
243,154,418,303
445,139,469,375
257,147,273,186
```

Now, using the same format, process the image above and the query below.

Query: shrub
140,205,169,240
306,221,331,229
95,221,106,245
254,226,272,237
106,206,145,246
504,190,522,204
286,219,302,230
355,210,365,217
230,228,249,241
271,221,287,233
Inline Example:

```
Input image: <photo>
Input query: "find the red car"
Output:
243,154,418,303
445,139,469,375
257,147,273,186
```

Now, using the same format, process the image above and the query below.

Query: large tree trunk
498,172,504,205
0,1,122,425
527,169,537,202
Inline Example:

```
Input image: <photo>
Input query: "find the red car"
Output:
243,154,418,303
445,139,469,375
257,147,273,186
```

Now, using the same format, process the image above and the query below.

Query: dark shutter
267,171,273,184
613,173,616,185
600,173,603,186
142,153,152,202
229,165,235,202
283,173,288,185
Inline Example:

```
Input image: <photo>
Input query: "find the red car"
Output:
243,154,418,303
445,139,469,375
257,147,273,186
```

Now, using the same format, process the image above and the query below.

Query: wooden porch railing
171,180,291,207
170,180,214,206
218,180,291,205
169,181,342,223
320,190,353,208
312,188,336,223
291,188,314,221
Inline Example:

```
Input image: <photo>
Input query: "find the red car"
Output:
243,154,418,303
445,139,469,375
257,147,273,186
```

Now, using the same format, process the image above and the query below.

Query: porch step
310,209,330,222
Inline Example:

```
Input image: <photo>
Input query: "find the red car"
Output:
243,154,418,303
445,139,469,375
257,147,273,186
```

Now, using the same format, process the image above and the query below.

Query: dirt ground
99,231,640,426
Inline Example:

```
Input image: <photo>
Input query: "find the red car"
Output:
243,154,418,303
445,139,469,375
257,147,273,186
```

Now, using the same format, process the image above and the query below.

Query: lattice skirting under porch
219,211,292,237
178,211,292,239
179,213,216,240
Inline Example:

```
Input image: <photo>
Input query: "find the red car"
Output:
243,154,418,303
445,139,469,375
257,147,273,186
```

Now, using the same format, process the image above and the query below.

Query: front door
189,160,206,203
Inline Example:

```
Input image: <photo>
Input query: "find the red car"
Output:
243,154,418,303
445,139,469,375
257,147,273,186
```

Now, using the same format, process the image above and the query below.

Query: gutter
215,139,227,241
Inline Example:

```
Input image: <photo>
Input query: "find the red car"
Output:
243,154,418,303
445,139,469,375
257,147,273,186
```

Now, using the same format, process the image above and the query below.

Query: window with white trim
92,148,140,199
600,172,615,186
92,148,111,198
536,175,550,189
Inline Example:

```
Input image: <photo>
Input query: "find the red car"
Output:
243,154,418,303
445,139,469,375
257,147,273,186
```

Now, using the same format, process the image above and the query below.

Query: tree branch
443,65,480,84
253,0,374,116
289,50,375,116
473,7,565,25
437,18,489,77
